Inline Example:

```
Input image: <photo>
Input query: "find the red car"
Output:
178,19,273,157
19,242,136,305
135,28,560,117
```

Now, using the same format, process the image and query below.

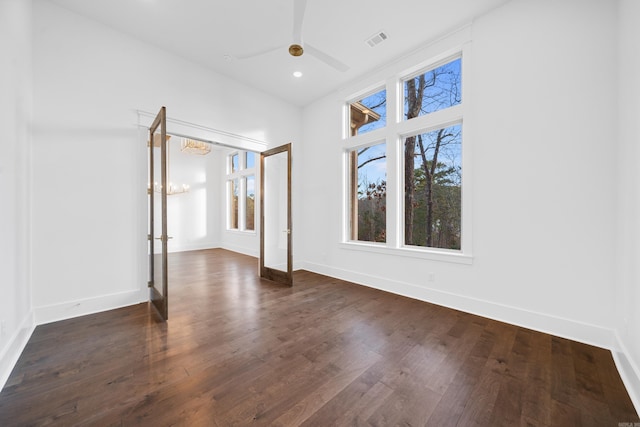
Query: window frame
341,42,472,264
347,140,388,244
400,120,463,251
226,150,257,233
228,177,239,230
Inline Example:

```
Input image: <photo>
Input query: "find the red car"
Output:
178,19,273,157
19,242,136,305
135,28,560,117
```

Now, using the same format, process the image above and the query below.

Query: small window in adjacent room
403,57,461,120
403,124,462,250
226,150,257,232
348,88,386,136
246,151,255,169
231,152,239,173
229,178,239,230
245,175,255,231
348,142,387,243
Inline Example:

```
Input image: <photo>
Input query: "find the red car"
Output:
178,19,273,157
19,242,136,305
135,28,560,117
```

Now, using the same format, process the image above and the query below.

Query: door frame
259,143,293,286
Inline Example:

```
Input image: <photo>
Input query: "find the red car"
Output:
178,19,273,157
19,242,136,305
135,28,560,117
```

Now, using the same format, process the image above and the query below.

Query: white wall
31,0,302,324
158,141,221,254
302,0,619,349
0,0,35,391
615,0,640,410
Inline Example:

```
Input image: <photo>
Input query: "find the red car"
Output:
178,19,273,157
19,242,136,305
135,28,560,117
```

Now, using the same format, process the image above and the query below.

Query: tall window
403,59,462,250
227,150,256,232
245,174,255,231
229,178,239,229
344,52,468,259
404,125,461,249
349,142,386,243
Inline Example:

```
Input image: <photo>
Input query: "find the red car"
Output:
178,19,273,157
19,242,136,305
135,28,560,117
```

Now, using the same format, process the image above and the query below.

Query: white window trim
342,36,473,265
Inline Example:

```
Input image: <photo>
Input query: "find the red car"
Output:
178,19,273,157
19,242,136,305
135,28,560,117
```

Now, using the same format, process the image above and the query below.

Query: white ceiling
48,0,510,106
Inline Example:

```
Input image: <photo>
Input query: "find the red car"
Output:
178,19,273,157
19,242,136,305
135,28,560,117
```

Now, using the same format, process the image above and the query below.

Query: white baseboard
167,241,221,254
221,243,259,258
300,261,617,350
0,311,35,392
34,289,146,326
613,333,640,415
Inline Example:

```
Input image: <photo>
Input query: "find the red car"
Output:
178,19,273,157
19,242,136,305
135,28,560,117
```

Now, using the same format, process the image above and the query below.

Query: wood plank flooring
0,249,637,426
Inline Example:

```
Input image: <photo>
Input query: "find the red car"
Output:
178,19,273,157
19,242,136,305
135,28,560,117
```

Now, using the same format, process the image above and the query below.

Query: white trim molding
613,333,640,415
34,290,146,326
0,311,35,392
137,110,268,153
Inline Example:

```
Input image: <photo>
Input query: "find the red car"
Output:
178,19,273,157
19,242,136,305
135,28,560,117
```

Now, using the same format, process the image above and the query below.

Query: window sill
339,241,473,265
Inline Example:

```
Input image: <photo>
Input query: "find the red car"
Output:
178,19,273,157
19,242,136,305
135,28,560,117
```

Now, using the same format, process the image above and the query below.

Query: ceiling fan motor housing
289,44,304,57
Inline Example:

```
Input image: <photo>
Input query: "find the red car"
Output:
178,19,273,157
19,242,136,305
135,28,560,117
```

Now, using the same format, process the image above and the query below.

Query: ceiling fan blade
305,43,349,72
235,45,283,60
292,0,308,45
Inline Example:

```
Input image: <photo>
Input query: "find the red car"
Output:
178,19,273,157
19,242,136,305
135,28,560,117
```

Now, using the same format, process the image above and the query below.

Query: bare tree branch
358,155,386,169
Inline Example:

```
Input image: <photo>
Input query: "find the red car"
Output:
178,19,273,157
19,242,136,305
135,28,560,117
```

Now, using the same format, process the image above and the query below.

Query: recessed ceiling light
293,71,303,78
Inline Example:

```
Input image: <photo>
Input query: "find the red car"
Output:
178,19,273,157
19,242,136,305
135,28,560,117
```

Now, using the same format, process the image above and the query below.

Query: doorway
144,109,294,320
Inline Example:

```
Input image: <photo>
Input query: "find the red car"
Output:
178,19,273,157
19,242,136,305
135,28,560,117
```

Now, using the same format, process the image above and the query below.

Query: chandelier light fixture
180,138,211,155
148,134,191,196
153,181,190,195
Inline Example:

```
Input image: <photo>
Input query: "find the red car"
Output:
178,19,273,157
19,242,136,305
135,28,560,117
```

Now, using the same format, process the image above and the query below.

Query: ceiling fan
235,0,349,72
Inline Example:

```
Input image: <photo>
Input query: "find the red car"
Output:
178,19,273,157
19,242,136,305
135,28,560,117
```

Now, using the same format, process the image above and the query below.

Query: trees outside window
404,125,461,249
404,58,461,119
229,178,239,229
245,175,255,231
349,142,386,243
403,59,461,249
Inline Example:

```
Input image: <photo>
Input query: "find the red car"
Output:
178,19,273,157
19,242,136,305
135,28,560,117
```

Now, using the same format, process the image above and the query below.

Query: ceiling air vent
366,31,388,48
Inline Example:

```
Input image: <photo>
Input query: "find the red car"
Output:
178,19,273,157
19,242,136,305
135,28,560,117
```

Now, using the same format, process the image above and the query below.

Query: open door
148,107,169,320
260,143,292,286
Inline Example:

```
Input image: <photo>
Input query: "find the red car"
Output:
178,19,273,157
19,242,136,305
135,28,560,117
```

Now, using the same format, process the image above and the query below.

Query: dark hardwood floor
0,249,637,426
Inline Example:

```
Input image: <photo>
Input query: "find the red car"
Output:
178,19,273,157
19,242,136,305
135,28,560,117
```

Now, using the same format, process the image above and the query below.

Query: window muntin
349,88,386,136
404,124,462,250
349,142,386,243
403,58,461,120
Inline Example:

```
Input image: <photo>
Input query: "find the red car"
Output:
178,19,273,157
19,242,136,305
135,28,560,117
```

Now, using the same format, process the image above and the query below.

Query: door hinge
147,234,151,241
147,281,153,288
